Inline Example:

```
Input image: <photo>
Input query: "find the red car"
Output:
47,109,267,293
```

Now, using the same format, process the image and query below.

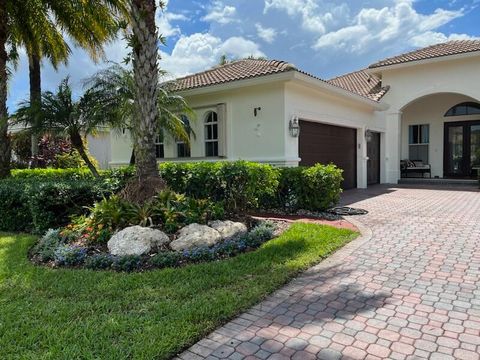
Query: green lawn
0,223,357,360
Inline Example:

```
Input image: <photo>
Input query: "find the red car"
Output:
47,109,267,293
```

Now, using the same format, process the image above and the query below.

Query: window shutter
216,103,227,157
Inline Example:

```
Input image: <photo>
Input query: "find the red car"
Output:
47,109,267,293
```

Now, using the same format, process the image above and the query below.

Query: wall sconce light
365,129,373,142
289,116,300,138
254,107,262,117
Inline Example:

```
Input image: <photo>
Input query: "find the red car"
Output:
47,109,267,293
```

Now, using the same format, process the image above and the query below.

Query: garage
299,120,357,189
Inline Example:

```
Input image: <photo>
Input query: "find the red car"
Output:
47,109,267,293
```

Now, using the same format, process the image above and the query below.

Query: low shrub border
30,221,278,272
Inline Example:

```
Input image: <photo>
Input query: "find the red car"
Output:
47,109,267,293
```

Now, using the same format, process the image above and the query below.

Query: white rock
208,220,248,241
107,226,170,256
170,223,222,251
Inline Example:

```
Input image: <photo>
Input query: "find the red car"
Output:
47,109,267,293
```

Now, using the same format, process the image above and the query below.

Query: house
104,40,480,189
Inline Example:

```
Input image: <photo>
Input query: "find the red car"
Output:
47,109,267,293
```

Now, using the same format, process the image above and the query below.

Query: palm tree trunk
70,131,100,178
130,0,159,180
29,52,42,157
0,0,10,179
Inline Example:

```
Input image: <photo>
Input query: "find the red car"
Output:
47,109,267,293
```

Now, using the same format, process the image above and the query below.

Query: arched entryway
400,93,480,179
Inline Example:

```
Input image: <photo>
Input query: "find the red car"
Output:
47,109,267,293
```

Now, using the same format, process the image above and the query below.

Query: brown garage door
299,120,357,189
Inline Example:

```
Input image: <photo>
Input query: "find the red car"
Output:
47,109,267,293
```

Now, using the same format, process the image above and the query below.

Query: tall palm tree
13,78,124,177
0,0,128,178
85,63,195,164
13,0,128,157
129,0,162,180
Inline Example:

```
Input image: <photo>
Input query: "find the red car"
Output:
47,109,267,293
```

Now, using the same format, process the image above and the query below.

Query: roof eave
367,51,480,75
175,71,296,97
292,72,389,111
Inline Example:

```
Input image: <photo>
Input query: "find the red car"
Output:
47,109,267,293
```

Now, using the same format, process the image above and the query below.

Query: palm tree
12,0,127,157
129,0,161,180
13,78,123,177
85,63,195,164
0,0,128,178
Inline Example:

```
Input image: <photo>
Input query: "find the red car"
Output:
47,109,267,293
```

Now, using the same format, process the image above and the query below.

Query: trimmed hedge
159,161,280,212
0,162,343,234
0,179,118,234
273,164,343,211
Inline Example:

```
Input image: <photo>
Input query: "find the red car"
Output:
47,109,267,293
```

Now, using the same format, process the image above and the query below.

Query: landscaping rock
107,226,170,256
208,220,248,241
170,223,222,251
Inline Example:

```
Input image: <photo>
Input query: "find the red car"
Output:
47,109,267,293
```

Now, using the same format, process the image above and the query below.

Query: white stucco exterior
98,50,480,188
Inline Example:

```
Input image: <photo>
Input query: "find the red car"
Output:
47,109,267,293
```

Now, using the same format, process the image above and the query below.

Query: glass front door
444,121,480,178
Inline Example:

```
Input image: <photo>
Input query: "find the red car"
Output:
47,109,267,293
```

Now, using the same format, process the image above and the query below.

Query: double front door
444,121,480,178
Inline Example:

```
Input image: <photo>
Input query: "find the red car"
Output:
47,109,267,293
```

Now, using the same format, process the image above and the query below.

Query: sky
7,0,480,111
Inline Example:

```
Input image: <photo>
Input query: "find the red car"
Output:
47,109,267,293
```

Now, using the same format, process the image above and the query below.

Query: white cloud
312,1,466,53
264,0,349,34
410,31,480,47
255,23,277,43
160,33,265,78
202,1,237,24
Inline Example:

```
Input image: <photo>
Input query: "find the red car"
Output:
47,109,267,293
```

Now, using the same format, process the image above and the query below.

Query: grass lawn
0,223,357,360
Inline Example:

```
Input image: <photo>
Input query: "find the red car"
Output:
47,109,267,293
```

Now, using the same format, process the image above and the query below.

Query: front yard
0,223,356,360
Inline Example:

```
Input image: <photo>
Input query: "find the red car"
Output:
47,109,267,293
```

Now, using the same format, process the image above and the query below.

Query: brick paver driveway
177,186,480,360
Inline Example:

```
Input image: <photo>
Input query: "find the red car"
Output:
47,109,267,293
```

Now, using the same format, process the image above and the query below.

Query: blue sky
7,0,480,110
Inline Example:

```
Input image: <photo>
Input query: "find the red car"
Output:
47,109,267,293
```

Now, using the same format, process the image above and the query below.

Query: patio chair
400,160,431,178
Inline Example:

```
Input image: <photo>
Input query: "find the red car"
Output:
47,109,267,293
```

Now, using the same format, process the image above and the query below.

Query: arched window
445,102,480,117
176,115,191,158
204,111,219,157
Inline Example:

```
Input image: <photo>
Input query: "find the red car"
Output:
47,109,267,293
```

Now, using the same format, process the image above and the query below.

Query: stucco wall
401,93,480,178
284,82,385,188
109,82,287,166
378,55,480,180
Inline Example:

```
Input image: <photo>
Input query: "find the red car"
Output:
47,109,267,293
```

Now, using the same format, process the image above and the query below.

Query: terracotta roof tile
369,40,480,69
169,59,296,92
328,69,389,101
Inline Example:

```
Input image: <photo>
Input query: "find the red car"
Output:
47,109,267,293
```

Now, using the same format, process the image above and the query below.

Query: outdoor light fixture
289,116,300,137
365,129,373,142
254,107,262,117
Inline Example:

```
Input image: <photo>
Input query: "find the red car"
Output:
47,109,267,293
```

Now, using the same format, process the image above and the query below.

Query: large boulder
107,226,170,256
208,220,247,241
170,223,222,251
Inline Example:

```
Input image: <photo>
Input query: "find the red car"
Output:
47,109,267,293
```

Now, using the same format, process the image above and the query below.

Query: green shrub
12,168,94,181
28,180,112,234
31,229,65,262
267,164,343,211
113,255,142,272
0,179,33,232
149,252,182,268
54,245,87,266
245,221,276,247
85,254,115,270
160,161,280,213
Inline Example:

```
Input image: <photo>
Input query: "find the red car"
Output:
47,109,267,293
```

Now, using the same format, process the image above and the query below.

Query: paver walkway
177,185,480,360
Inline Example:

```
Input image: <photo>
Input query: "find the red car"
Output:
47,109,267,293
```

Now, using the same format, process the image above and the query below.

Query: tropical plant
13,78,123,177
84,63,195,162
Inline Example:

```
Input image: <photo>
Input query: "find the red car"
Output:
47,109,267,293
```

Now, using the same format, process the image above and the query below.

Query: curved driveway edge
176,185,480,360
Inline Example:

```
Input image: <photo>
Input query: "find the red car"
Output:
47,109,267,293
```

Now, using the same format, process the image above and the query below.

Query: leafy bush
32,229,65,262
160,161,280,213
244,221,276,247
113,255,142,272
267,164,343,211
85,254,115,270
54,245,87,266
149,252,182,268
12,168,93,181
0,179,33,232
0,178,115,233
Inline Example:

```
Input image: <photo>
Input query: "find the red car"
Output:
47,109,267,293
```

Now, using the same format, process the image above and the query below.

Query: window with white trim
408,124,429,163
205,111,219,157
176,115,191,158
155,133,164,159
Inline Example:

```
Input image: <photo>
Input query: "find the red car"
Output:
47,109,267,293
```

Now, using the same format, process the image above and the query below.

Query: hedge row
158,162,343,212
0,178,125,234
0,162,343,233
